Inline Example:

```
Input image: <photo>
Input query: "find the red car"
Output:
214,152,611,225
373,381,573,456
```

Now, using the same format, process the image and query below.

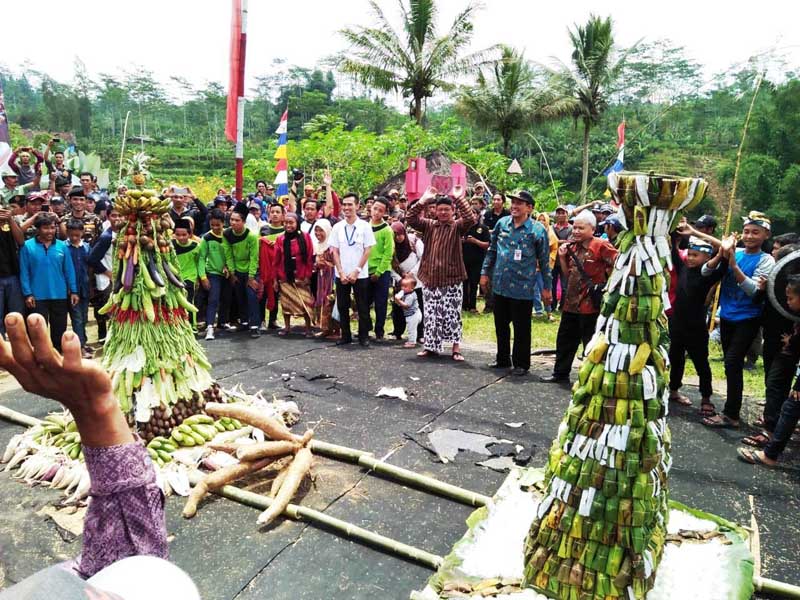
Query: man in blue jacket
19,214,78,350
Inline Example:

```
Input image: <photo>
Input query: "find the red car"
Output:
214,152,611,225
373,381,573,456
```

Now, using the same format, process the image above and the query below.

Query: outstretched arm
0,314,167,578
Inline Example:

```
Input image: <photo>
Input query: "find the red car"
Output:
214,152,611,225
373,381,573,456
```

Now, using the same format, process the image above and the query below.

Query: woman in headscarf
535,211,559,321
312,219,339,338
389,221,425,340
272,213,315,336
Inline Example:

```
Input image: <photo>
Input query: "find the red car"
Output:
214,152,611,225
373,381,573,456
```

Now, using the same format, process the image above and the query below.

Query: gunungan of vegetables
522,172,708,600
98,189,213,430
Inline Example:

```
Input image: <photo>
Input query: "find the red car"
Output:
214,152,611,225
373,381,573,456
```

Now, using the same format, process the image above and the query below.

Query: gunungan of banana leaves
523,171,708,599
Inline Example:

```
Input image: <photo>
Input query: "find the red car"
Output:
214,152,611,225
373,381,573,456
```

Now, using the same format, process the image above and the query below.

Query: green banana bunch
147,436,179,467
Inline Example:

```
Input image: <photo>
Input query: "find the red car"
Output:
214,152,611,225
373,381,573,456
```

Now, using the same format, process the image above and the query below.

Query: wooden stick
309,440,492,507
186,471,443,570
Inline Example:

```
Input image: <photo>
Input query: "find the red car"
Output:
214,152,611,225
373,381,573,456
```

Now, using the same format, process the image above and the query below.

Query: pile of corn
522,172,708,600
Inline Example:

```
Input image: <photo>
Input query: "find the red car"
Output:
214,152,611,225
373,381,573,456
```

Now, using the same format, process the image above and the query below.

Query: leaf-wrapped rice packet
632,472,649,499
614,556,632,589
572,537,586,560
558,557,573,584
558,530,574,559
618,498,633,526
617,471,631,497
578,457,595,489
581,539,599,567
547,572,561,595
567,403,584,430
596,571,610,597
632,527,646,553
614,450,626,470
544,550,561,575
560,505,577,533
590,493,606,521
586,393,603,421
626,426,644,452
632,499,646,527
615,399,629,425
570,513,584,539
565,456,582,485
630,399,645,427
603,521,616,545
625,452,640,477
646,396,662,421
591,460,606,488
604,496,619,523
603,397,617,423
616,525,631,547
530,546,550,571
581,567,596,594
569,560,585,587
592,543,609,572
633,576,648,599
605,545,624,577
602,468,618,498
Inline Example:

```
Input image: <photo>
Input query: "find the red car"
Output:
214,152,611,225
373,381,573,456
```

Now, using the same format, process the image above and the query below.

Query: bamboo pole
753,576,800,599
708,71,765,333
309,440,492,507
186,471,443,570
118,110,131,184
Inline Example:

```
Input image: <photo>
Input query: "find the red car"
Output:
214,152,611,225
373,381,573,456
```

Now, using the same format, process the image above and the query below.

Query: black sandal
699,402,716,417
451,351,465,362
741,432,770,448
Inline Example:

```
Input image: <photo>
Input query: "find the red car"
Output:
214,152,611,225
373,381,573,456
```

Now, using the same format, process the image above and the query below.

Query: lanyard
344,224,357,247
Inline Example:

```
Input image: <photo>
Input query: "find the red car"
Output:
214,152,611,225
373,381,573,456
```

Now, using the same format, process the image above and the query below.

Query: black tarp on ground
0,332,798,598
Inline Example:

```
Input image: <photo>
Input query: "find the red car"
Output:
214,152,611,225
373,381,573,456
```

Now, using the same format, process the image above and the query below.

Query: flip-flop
669,393,692,406
451,352,465,362
699,403,716,417
702,414,739,429
741,432,770,448
417,350,438,358
736,448,776,468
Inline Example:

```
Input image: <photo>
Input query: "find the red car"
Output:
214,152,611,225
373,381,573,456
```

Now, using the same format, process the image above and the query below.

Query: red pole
234,1,248,201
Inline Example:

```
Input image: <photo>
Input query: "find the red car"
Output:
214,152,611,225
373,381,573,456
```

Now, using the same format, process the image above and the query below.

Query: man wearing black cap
693,215,717,237
480,190,551,376
600,214,623,243
60,188,101,244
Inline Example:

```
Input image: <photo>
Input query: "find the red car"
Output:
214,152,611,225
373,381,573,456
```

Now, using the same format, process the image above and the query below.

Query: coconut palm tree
337,0,498,125
552,15,633,200
457,46,574,156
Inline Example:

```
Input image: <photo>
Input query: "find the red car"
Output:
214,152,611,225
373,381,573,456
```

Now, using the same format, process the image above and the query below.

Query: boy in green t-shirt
368,197,395,340
223,203,261,338
198,209,231,340
172,218,201,329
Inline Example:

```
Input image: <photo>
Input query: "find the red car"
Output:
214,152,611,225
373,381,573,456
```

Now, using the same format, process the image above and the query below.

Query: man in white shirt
330,193,375,347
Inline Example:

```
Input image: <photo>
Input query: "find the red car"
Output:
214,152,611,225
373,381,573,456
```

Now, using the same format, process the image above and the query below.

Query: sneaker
249,327,261,339
221,323,237,331
259,320,269,332
205,326,215,341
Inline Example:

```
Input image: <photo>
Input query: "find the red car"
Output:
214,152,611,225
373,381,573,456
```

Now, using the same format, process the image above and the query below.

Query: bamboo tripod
3,404,800,597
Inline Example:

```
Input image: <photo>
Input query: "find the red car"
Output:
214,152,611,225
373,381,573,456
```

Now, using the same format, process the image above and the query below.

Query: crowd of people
2,149,800,471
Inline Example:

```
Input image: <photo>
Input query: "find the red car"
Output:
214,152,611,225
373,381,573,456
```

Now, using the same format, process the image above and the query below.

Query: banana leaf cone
524,173,710,598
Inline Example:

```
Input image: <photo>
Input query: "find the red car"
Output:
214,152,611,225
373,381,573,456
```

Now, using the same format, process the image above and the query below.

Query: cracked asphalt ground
0,331,798,598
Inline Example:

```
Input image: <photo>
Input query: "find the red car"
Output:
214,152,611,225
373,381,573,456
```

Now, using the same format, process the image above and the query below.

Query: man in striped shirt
407,185,476,361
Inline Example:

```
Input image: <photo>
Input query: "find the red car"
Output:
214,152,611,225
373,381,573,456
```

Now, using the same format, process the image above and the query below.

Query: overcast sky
3,0,798,98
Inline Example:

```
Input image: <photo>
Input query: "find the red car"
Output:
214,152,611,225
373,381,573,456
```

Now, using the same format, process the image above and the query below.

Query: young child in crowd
66,220,92,358
198,209,231,340
173,219,201,330
393,274,422,348
702,211,774,428
668,222,726,413
738,274,800,467
224,204,260,338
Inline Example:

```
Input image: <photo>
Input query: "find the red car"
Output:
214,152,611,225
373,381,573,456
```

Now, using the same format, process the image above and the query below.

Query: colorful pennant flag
604,120,625,175
274,110,289,197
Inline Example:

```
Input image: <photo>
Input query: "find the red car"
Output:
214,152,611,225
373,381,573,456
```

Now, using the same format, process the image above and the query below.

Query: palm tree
552,15,632,200
337,0,498,124
457,46,574,156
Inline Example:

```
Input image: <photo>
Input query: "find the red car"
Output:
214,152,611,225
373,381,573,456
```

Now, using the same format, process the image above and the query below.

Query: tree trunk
502,136,510,157
413,96,423,125
580,119,591,201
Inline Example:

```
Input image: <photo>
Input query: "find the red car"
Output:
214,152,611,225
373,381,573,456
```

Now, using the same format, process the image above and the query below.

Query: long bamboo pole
309,440,492,507
708,72,765,333
186,471,443,570
753,576,800,599
0,405,41,428
118,110,131,184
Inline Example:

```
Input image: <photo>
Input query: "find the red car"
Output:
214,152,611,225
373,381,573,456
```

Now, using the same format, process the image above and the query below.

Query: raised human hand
0,313,132,447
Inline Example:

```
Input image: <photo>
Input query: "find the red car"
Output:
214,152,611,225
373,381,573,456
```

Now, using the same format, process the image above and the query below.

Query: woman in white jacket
389,221,424,339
